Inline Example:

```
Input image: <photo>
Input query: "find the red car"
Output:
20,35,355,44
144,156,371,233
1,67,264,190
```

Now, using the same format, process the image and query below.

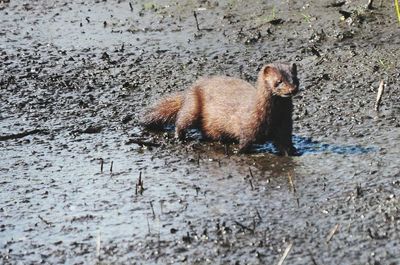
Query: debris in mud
72,126,102,135
101,52,110,61
277,242,293,265
236,27,264,45
367,228,388,240
70,214,96,223
339,10,352,20
326,224,340,243
0,129,48,141
244,30,262,45
193,10,213,32
374,80,385,111
268,18,284,25
193,11,201,31
234,221,255,234
100,158,104,173
326,1,346,8
121,114,133,124
38,215,53,226
125,138,161,148
366,0,374,10
110,161,113,173
136,171,145,195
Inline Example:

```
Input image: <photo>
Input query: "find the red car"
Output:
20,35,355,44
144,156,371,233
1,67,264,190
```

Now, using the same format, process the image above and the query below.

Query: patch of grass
143,2,158,11
227,0,238,8
258,6,278,23
395,0,400,24
377,58,394,71
268,6,277,21
301,13,312,23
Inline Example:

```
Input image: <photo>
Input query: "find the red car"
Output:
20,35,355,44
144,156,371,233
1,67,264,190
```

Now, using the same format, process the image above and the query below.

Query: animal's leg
238,122,258,153
272,120,296,156
175,88,201,139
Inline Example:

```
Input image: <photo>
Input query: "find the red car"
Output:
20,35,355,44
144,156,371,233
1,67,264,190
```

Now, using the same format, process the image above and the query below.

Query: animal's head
260,63,299,97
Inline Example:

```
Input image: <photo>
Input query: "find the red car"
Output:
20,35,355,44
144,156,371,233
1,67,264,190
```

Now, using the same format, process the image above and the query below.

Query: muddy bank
1,0,399,264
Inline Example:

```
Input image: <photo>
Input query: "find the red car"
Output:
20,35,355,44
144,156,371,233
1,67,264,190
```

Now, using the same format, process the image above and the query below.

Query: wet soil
1,0,399,264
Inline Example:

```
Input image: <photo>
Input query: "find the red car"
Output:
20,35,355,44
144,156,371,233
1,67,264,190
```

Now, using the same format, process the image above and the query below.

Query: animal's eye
276,80,282,86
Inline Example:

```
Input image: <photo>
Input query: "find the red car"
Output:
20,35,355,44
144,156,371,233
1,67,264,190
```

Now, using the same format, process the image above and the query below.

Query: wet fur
142,63,299,155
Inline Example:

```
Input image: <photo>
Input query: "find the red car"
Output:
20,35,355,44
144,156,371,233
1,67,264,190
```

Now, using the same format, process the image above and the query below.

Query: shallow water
253,135,378,155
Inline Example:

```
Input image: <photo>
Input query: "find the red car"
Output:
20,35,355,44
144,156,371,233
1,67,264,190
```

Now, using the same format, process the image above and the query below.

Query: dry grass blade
277,242,293,265
288,173,296,193
96,231,101,257
374,80,385,111
395,0,400,23
326,224,340,243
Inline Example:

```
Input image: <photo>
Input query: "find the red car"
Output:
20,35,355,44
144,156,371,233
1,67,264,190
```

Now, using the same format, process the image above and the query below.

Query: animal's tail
141,93,184,129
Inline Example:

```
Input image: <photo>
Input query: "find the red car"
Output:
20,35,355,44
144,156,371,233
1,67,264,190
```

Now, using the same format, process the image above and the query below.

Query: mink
141,63,299,155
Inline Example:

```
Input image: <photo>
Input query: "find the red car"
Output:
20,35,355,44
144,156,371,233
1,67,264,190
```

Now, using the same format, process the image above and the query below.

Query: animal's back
194,76,256,139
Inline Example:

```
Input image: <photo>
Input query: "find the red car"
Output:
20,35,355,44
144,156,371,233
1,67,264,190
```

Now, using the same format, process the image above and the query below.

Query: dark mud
1,0,399,264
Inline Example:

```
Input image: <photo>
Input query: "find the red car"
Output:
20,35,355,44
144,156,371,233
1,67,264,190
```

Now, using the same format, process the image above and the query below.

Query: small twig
255,207,262,222
248,167,255,190
38,215,52,226
96,231,101,258
249,167,254,178
146,216,151,234
157,230,161,255
149,201,156,219
288,173,296,193
277,242,293,265
183,232,192,244
0,129,46,141
366,0,374,9
326,224,340,243
100,158,104,173
125,138,161,147
374,80,385,111
308,250,319,265
249,179,254,190
136,171,144,195
193,11,200,31
234,221,254,233
110,161,113,173
129,2,133,11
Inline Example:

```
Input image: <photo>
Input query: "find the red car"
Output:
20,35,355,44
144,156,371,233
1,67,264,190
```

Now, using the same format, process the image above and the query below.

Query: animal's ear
262,65,277,80
290,63,297,76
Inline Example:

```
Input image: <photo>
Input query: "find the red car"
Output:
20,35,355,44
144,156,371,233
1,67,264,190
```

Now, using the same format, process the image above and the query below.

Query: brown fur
141,63,299,155
141,93,183,129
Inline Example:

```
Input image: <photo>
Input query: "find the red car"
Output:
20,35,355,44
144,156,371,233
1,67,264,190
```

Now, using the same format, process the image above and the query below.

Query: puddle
253,135,377,155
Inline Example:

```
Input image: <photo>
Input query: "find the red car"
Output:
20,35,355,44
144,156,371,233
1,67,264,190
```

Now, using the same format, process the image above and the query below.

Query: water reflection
252,135,377,155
